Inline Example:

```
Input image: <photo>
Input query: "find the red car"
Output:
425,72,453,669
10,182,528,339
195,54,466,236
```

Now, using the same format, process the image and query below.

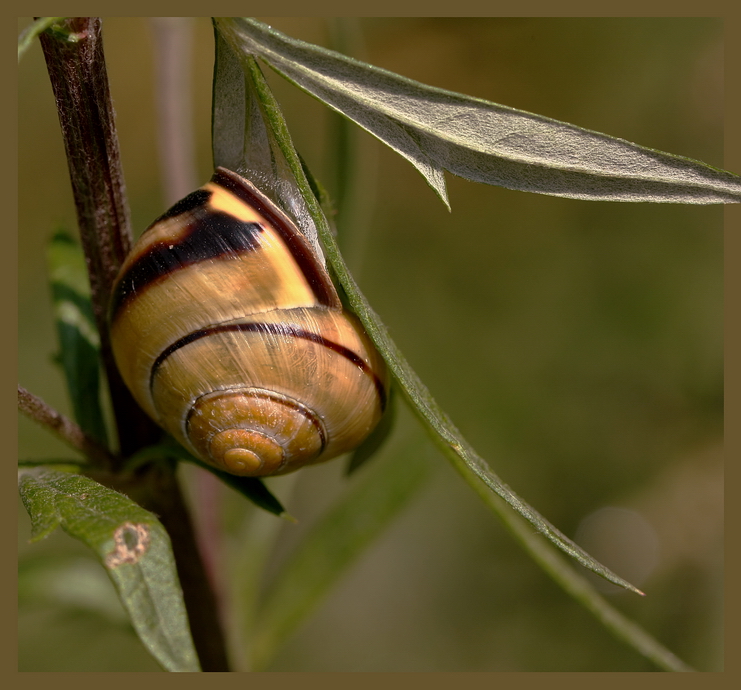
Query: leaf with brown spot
18,467,200,672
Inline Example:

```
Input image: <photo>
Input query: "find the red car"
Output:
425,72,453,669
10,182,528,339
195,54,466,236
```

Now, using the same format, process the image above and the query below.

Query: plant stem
39,17,160,462
37,17,230,671
18,385,117,468
128,465,231,671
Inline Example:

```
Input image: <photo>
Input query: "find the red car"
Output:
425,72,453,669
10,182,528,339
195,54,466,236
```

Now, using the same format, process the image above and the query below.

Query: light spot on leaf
105,522,151,568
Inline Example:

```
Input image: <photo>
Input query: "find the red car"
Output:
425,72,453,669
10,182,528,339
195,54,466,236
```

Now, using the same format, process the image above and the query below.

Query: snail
109,167,388,477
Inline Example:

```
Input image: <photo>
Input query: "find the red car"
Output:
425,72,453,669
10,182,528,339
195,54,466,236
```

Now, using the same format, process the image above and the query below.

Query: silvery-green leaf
212,30,328,262
215,18,740,207
215,33,645,596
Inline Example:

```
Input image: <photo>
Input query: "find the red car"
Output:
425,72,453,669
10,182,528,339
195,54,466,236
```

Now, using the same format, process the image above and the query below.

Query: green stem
461,465,694,672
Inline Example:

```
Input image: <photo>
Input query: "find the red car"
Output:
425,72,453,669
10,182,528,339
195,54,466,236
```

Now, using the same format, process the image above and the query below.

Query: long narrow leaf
18,467,200,672
127,439,288,518
324,223,646,596
47,230,108,445
208,21,707,671
212,28,328,264
215,34,643,595
216,18,740,207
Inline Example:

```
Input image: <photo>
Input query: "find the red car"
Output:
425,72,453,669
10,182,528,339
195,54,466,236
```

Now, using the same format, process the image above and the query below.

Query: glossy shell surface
110,167,387,476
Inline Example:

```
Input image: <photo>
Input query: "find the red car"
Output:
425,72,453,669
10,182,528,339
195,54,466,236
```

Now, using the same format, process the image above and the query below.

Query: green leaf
47,230,108,446
214,34,643,594
215,18,740,206
128,439,288,518
211,18,655,604
18,467,200,672
212,30,330,266
210,23,700,670
325,225,647,596
250,428,433,669
18,17,66,62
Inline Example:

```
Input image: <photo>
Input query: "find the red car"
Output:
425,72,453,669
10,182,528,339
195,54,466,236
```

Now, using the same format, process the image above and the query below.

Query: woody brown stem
39,17,160,461
37,17,230,671
18,385,118,468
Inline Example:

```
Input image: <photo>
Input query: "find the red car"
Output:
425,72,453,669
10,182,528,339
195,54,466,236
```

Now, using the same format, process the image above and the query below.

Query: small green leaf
250,429,433,669
216,18,740,206
18,467,200,672
18,17,66,62
198,464,288,518
47,230,108,446
128,439,288,518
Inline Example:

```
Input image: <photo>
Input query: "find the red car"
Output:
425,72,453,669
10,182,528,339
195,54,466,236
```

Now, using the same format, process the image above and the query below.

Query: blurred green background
18,18,723,671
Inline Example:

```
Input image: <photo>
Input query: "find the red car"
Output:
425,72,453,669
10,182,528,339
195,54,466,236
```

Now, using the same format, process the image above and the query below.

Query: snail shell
109,167,388,477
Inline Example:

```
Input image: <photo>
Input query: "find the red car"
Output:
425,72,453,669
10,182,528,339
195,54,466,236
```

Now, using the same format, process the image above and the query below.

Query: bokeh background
18,17,724,671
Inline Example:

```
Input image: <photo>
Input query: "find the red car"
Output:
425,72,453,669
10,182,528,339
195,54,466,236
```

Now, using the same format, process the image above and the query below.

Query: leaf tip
615,578,645,597
28,527,58,544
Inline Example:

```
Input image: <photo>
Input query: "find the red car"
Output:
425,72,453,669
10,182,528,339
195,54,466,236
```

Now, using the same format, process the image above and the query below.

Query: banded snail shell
109,167,388,477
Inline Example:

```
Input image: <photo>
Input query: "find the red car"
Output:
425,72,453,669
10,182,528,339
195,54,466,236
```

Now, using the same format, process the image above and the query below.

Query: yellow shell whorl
109,168,388,478
186,388,326,476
